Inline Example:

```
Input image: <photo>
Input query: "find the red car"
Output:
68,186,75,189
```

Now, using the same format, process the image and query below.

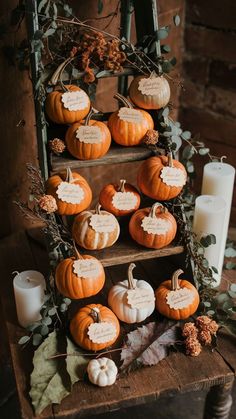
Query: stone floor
1,361,236,419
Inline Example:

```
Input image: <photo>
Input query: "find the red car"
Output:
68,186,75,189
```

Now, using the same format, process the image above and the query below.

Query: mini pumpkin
99,179,140,217
70,304,120,351
137,153,187,201
129,202,177,249
46,168,92,215
129,73,170,110
72,203,120,250
87,357,118,387
155,269,200,320
45,84,90,124
108,93,154,146
108,263,155,323
65,109,111,160
55,246,105,299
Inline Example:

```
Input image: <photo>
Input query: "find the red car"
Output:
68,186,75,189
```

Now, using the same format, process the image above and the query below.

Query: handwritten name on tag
160,167,186,187
127,288,155,309
138,77,164,96
73,259,101,278
166,288,195,310
87,322,117,344
118,107,143,123
56,182,84,204
112,191,138,211
141,216,170,235
90,214,117,233
76,125,102,144
61,91,89,111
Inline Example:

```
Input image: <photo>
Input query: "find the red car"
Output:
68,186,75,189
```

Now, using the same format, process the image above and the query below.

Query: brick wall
180,0,236,225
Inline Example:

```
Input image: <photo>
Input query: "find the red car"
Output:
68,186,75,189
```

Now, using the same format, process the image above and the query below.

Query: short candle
193,195,226,287
13,270,46,328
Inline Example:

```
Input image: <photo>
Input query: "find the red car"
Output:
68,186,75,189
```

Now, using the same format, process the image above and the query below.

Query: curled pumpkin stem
65,167,74,183
171,269,184,290
128,263,136,289
149,202,166,218
167,152,174,168
118,179,126,193
95,203,102,214
113,93,133,109
90,307,101,323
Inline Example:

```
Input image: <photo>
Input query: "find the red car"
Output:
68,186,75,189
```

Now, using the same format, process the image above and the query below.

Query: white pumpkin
108,263,155,324
72,204,120,250
129,74,170,110
87,357,118,387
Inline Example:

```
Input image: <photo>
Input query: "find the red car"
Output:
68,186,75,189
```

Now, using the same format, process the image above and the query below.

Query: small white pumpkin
87,357,118,387
108,263,155,324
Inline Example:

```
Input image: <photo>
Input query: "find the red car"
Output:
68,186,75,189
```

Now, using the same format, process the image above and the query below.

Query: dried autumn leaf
66,337,89,385
120,321,180,371
30,331,70,415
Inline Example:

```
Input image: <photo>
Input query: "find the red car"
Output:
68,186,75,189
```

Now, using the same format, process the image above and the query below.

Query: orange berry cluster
182,316,219,357
70,32,126,83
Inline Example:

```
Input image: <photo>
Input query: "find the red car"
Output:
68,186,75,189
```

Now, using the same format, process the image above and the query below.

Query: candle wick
26,277,32,283
220,155,227,163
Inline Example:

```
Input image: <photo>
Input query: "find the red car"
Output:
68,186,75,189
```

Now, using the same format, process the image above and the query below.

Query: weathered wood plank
50,146,156,173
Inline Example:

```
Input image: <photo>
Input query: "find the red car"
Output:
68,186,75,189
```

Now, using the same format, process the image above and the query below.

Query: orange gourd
45,84,90,124
46,168,92,215
129,74,170,110
129,202,177,249
55,246,105,299
99,179,140,217
70,304,120,351
155,269,200,320
108,93,154,146
72,204,120,250
137,153,187,201
65,110,111,160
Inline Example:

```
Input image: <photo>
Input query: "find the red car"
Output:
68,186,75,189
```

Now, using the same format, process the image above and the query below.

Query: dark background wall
0,0,235,237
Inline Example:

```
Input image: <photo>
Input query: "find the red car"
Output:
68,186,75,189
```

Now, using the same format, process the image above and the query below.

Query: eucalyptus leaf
215,293,229,304
43,28,56,38
33,334,43,347
186,161,194,173
174,15,181,26
48,307,57,316
30,331,70,415
181,131,191,140
230,283,236,292
60,303,67,312
171,135,182,152
228,291,236,299
225,261,236,270
42,317,52,326
40,325,49,336
225,247,236,258
18,335,30,345
161,45,171,53
182,145,195,160
66,338,89,385
63,298,71,306
157,29,169,40
199,148,210,156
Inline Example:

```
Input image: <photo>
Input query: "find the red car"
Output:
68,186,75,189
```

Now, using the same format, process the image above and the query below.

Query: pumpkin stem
171,269,184,291
118,179,126,193
127,263,136,289
167,152,174,168
149,202,166,218
113,93,133,109
49,57,73,86
90,307,101,323
95,203,102,215
84,107,97,126
66,167,74,183
220,155,227,163
72,240,83,260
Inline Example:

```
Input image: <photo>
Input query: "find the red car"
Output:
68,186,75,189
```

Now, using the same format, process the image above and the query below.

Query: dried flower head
208,320,219,335
142,129,159,145
196,315,212,330
49,138,66,155
38,195,58,214
185,337,202,357
182,322,198,338
198,330,212,346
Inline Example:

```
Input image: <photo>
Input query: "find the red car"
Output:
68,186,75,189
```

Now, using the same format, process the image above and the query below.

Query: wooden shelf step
80,237,184,267
50,145,156,173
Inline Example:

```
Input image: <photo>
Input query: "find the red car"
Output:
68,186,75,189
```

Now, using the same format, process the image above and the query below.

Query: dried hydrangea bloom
38,194,58,214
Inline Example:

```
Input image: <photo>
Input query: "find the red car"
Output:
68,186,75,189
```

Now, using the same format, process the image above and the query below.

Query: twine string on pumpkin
113,93,133,109
90,307,101,323
171,269,184,291
118,179,126,193
128,263,136,289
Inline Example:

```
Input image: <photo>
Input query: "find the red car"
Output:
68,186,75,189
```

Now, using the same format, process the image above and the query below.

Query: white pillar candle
193,195,226,287
201,161,235,278
13,270,46,328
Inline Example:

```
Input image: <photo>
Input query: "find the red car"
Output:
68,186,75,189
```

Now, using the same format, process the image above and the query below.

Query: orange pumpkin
46,168,92,215
99,179,140,217
137,154,187,201
129,74,170,110
55,247,105,299
70,304,120,351
108,93,154,146
72,204,120,250
155,269,200,320
65,110,111,160
129,202,177,249
45,84,90,124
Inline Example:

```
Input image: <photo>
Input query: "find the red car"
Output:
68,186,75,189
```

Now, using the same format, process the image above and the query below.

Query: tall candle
13,270,46,328
201,161,235,278
193,195,226,287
